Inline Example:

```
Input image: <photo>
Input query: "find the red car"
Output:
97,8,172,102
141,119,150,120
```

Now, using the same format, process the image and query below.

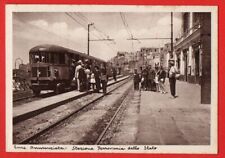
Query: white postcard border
6,4,218,154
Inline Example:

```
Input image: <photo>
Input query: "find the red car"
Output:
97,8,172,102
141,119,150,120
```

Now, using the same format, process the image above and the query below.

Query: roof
29,44,106,63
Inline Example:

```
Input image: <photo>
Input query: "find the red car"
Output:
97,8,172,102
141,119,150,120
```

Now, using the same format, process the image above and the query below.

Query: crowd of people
133,65,167,94
133,62,179,98
73,60,114,95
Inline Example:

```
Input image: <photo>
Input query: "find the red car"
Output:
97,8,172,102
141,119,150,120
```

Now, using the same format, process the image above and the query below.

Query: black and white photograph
6,5,217,153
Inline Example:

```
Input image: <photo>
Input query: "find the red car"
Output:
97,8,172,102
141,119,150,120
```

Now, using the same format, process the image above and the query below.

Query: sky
13,12,182,64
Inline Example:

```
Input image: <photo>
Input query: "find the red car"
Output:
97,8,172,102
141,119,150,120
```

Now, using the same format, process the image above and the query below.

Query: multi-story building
137,47,161,69
109,51,133,74
174,12,211,104
110,47,164,73
174,12,202,84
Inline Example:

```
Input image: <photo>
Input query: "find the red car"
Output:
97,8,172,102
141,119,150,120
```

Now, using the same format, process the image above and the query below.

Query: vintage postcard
5,4,218,154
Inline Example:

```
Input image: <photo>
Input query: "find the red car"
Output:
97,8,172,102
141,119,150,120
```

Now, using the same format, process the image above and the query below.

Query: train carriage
29,44,106,95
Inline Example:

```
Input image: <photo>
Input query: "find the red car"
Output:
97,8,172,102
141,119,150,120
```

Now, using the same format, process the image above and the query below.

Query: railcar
29,44,106,95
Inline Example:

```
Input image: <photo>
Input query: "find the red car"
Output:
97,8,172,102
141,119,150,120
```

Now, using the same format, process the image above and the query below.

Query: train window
51,53,65,65
59,53,65,64
68,55,72,64
53,53,60,64
31,52,51,63
31,52,41,63
40,52,48,63
49,53,54,64
34,54,40,63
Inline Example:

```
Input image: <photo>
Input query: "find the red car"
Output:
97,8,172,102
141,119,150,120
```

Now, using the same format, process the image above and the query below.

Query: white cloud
69,27,87,41
29,19,48,28
52,22,68,30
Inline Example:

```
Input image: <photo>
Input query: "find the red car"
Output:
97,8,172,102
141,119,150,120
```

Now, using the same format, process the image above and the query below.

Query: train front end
29,45,61,95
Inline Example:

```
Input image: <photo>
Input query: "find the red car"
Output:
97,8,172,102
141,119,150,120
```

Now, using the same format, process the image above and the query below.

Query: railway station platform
136,80,211,145
111,80,211,145
13,75,129,122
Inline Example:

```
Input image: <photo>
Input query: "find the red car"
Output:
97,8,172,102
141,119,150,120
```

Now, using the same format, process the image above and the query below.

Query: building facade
174,12,211,103
174,12,202,84
138,47,161,69
109,46,168,74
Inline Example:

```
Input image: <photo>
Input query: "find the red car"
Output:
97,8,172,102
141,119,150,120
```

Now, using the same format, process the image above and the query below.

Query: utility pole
87,23,94,56
126,13,173,68
170,12,174,60
88,23,115,56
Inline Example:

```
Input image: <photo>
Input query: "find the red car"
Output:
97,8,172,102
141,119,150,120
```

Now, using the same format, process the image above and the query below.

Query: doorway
183,50,188,82
195,49,200,84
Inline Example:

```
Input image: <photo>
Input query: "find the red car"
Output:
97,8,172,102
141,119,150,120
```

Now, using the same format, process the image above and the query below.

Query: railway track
95,89,141,145
13,76,132,144
94,88,137,145
13,75,124,104
74,84,140,145
13,75,129,125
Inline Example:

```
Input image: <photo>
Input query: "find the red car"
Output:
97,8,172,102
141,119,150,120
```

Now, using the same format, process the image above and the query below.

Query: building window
193,13,201,26
183,13,190,35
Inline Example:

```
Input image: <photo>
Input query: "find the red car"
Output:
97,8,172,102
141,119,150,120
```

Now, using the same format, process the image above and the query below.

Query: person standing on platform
155,67,160,92
141,67,148,91
112,67,117,81
78,64,86,91
146,66,150,91
133,69,140,90
94,66,101,93
148,66,155,91
169,61,178,98
84,65,91,90
158,66,167,94
100,64,108,95
75,60,82,91
90,72,96,90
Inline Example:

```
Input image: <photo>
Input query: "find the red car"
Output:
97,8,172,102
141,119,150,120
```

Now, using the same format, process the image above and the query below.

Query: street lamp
15,58,23,69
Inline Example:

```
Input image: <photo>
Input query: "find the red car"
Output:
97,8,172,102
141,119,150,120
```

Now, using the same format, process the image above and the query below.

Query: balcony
175,23,201,50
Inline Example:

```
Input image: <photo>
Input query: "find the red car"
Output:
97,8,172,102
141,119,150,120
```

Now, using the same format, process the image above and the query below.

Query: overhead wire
73,12,117,51
65,12,116,54
75,12,116,45
65,12,88,30
120,12,137,51
72,12,114,41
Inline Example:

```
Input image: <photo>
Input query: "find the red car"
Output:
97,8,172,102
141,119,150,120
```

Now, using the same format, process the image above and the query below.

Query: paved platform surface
13,76,128,119
136,80,211,145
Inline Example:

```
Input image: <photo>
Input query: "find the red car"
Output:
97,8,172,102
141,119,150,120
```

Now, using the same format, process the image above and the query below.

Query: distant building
108,51,130,74
137,47,161,70
13,63,31,91
109,45,175,74
160,43,172,71
13,64,30,81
